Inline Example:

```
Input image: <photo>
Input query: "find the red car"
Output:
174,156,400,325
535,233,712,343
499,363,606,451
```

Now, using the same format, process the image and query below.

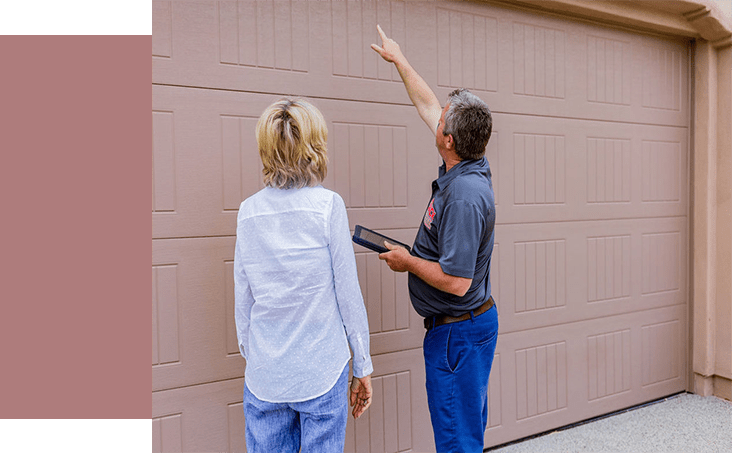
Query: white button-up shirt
234,186,373,403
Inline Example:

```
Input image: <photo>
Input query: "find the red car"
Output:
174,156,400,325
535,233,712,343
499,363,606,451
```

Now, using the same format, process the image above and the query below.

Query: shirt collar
432,157,489,192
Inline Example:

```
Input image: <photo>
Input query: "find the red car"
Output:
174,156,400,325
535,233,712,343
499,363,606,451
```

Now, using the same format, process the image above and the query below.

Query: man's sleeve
437,200,484,279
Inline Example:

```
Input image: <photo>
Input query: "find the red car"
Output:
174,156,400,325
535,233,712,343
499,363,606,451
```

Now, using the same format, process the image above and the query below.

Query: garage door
152,1,690,451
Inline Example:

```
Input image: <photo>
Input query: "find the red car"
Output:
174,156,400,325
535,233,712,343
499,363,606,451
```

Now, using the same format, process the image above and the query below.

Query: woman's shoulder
238,187,273,209
305,185,345,205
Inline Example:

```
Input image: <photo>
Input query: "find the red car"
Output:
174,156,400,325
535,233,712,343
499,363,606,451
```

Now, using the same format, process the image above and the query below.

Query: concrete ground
487,393,732,453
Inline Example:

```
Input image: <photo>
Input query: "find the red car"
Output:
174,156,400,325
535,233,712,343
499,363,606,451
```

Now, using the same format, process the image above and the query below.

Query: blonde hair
256,98,328,189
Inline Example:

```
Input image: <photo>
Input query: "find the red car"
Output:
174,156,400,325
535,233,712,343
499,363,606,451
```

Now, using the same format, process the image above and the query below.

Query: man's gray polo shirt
409,157,496,318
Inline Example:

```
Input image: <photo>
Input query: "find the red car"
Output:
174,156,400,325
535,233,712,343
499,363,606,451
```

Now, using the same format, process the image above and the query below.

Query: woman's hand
349,375,373,419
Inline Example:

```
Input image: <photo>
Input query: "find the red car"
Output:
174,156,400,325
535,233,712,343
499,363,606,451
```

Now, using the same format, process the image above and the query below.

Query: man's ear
444,133,455,151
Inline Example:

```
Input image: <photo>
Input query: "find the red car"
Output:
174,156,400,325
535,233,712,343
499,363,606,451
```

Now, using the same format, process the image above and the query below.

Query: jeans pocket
446,326,462,373
474,306,499,346
475,329,498,347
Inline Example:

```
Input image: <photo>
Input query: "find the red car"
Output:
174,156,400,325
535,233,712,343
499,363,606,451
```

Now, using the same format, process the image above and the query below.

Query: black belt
423,296,495,332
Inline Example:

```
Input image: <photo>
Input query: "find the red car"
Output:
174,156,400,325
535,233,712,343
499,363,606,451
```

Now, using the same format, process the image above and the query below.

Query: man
371,25,498,452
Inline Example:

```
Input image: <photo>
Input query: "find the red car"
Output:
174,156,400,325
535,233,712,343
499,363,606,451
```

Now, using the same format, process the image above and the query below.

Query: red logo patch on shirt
423,198,436,229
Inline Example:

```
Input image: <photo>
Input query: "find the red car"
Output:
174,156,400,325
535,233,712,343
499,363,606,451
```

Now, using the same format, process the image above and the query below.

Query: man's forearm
392,57,441,129
372,25,441,132
404,255,472,297
379,242,472,296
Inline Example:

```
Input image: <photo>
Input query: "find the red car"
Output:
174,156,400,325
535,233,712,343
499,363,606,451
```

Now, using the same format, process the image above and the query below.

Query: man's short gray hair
443,89,492,160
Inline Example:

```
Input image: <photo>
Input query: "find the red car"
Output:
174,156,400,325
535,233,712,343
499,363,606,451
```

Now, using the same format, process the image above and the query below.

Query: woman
234,98,373,453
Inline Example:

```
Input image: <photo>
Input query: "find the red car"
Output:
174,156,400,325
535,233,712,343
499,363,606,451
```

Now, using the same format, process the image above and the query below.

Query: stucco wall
714,44,731,401
691,34,731,400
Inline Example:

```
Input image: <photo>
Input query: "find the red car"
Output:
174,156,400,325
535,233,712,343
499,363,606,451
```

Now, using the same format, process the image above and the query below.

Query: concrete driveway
487,393,731,453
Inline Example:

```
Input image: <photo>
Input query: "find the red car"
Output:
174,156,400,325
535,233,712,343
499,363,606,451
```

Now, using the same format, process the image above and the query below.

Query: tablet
352,225,412,254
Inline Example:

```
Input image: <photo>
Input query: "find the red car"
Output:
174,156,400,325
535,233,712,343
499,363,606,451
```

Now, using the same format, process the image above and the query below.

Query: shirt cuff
352,358,374,379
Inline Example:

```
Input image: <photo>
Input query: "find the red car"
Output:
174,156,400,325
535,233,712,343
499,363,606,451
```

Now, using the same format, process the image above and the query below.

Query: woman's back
235,185,359,403
235,98,372,453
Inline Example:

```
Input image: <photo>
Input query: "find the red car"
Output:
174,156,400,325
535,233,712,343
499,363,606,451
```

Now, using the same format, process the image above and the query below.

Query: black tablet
352,225,411,254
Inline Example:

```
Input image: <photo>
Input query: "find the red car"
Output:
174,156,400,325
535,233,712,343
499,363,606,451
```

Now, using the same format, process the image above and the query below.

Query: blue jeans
424,304,498,453
242,364,348,453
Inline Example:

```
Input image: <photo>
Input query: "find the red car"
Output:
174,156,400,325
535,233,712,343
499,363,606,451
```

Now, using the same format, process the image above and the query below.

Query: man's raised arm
371,24,442,134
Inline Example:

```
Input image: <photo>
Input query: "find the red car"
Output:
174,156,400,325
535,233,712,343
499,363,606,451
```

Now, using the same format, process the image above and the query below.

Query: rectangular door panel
493,217,688,335
485,303,687,448
153,378,246,453
153,237,245,391
420,1,690,128
492,114,689,225
345,348,433,453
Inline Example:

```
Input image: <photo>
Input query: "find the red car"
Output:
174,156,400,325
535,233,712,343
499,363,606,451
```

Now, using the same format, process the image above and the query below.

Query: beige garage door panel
153,349,432,453
354,228,427,355
153,1,689,128
153,237,245,392
153,377,246,453
153,85,434,239
493,216,687,335
317,103,435,231
485,303,687,447
153,1,419,108
152,231,428,390
429,1,690,128
493,113,689,224
345,348,433,453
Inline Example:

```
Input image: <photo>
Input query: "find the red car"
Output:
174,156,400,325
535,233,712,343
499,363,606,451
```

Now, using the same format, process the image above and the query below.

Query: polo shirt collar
433,157,489,192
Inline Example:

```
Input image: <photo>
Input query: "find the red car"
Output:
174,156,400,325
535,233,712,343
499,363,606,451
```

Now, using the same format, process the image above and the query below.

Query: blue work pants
424,305,499,452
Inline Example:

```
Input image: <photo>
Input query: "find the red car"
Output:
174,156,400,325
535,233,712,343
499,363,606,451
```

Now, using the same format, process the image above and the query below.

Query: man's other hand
379,241,412,272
